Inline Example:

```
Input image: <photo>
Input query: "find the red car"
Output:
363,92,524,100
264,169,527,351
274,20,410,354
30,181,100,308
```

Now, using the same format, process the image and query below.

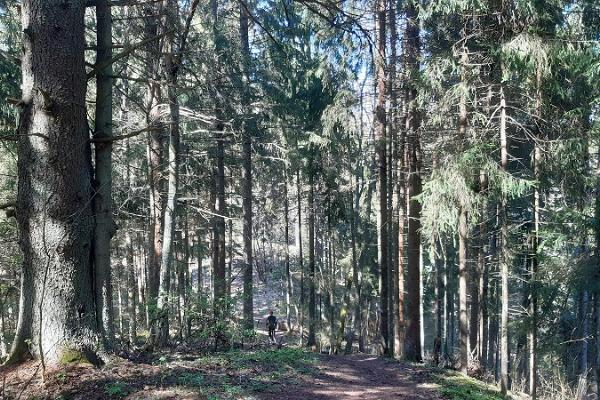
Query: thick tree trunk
8,0,101,365
93,0,116,347
403,1,422,362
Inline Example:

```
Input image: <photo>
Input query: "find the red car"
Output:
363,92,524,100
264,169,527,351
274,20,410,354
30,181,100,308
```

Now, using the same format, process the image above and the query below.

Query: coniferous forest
0,0,599,399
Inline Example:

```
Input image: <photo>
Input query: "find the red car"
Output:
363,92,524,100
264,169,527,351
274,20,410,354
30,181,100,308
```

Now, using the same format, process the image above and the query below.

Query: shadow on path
257,354,442,400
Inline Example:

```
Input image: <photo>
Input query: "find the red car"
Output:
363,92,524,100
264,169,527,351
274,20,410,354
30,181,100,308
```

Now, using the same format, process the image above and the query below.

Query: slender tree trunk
457,43,469,372
155,0,181,347
374,0,389,355
210,0,227,320
240,3,254,331
93,0,116,347
478,172,489,366
389,0,404,358
458,207,469,373
528,65,542,400
0,303,7,358
434,239,444,366
500,84,510,394
8,0,101,365
284,169,292,328
297,170,305,344
183,204,191,338
126,230,137,344
403,0,422,362
595,144,600,395
144,0,164,347
307,163,317,348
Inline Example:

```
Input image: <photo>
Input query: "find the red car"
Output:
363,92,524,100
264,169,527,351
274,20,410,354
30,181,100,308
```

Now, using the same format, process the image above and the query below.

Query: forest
0,0,598,399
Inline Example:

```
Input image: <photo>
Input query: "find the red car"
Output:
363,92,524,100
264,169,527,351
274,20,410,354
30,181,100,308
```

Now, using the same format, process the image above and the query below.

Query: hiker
266,310,277,343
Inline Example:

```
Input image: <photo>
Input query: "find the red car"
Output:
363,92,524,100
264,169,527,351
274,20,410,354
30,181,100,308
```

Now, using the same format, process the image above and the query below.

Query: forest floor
2,276,507,399
1,343,506,400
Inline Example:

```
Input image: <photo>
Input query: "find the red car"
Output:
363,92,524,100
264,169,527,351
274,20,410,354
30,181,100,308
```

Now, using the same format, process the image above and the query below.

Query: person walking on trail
266,310,277,343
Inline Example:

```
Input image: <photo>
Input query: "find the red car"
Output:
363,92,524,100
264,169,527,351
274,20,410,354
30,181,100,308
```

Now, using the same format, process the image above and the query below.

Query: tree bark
93,0,116,347
240,2,254,331
211,0,227,321
457,42,469,373
126,230,137,344
296,170,305,344
499,84,510,394
155,0,181,347
403,0,422,362
374,0,389,356
284,169,292,328
307,161,317,348
144,0,164,347
8,0,101,365
528,65,542,400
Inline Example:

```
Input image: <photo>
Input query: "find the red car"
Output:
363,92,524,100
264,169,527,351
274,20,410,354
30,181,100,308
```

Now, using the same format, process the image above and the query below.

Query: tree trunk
457,45,469,372
240,3,254,331
528,65,542,400
595,143,600,395
144,0,164,347
458,207,469,374
284,169,292,328
8,0,101,365
478,172,489,366
296,170,305,344
389,0,404,358
126,230,138,345
307,163,317,348
403,0,422,362
155,0,181,347
211,0,227,321
434,239,444,366
500,84,510,394
93,0,116,347
374,0,389,356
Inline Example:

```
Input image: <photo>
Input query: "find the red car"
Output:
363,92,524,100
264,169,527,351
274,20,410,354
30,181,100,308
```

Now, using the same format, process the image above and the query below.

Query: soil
259,353,442,400
1,351,443,400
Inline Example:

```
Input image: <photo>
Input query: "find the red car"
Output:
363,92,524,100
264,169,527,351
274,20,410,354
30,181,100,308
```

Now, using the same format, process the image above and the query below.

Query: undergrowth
435,372,506,400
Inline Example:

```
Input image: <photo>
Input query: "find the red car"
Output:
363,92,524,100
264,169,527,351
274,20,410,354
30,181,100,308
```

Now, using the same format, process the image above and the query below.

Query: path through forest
260,353,442,400
3,349,446,399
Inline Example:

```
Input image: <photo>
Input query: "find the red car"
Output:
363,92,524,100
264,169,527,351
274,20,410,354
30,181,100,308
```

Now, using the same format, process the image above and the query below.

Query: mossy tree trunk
8,0,101,366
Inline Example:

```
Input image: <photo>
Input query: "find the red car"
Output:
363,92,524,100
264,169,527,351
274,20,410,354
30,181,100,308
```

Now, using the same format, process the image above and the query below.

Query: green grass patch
435,372,506,400
174,348,315,399
104,382,130,398
176,372,206,387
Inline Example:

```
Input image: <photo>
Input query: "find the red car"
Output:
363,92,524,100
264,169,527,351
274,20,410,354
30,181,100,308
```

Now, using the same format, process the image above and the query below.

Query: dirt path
260,353,442,400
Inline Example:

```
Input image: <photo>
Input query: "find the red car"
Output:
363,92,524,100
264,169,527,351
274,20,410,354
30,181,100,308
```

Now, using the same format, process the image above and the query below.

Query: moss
58,347,94,366
434,372,506,400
